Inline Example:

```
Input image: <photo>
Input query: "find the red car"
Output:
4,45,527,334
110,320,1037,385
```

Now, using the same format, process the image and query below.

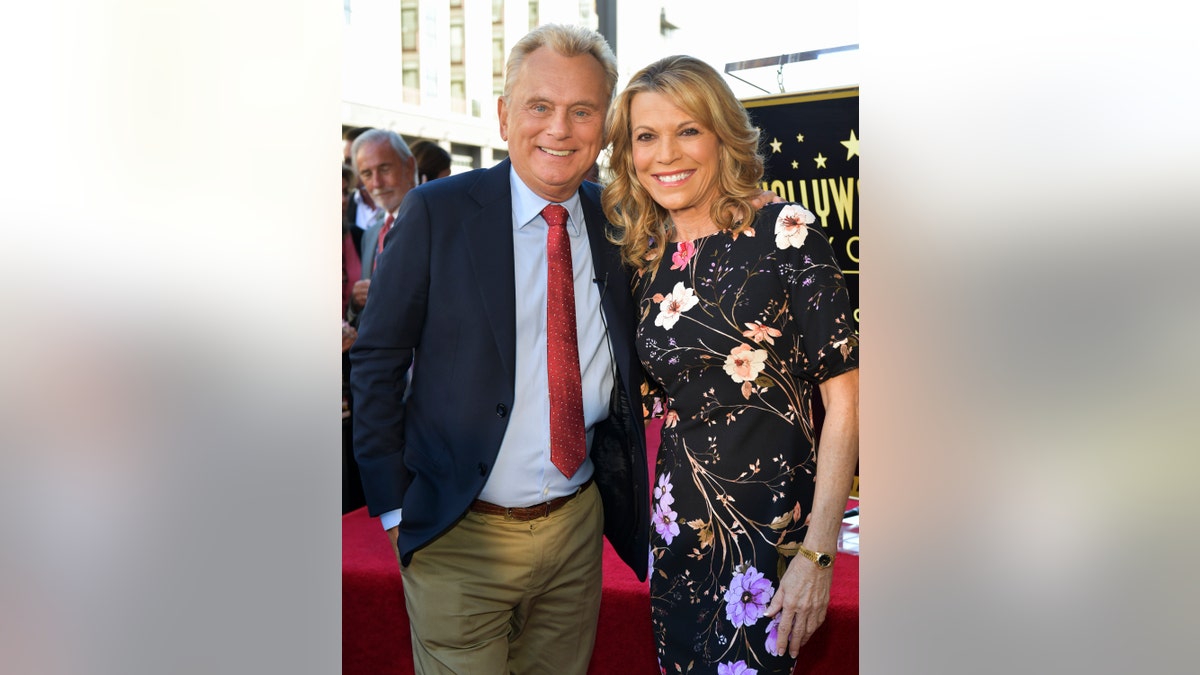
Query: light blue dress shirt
380,168,613,530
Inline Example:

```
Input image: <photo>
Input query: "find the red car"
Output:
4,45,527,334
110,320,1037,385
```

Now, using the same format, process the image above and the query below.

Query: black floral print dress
636,203,859,675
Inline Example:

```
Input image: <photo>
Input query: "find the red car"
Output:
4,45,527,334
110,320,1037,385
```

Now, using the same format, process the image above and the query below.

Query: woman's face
630,90,721,224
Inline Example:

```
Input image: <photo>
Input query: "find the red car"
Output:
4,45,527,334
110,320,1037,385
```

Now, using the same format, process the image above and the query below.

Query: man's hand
351,279,371,310
730,190,784,224
386,525,401,566
750,188,784,210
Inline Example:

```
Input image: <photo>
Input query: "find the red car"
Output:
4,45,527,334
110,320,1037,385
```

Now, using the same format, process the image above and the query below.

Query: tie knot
542,204,568,229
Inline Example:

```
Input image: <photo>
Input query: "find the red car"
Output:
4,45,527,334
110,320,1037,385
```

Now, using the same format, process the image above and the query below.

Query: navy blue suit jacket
349,159,650,580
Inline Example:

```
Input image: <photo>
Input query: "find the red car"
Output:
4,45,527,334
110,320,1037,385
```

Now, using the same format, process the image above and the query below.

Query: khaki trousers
399,482,604,675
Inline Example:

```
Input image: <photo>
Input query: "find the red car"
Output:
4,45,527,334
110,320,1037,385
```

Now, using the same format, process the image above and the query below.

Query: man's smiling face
498,47,608,203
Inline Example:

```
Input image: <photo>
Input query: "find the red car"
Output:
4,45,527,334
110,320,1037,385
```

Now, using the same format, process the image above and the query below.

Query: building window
451,77,466,115
492,37,505,77
450,17,464,65
401,7,418,51
403,66,419,105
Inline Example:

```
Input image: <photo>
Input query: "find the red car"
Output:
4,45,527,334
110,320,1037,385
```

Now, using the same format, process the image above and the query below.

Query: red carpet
343,419,858,674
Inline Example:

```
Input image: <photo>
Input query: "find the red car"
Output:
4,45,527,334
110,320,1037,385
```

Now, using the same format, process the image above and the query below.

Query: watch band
797,544,835,569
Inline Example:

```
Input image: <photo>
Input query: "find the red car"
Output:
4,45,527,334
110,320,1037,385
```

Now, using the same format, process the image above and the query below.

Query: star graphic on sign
791,160,799,169
814,153,827,169
769,137,783,153
796,132,805,143
840,129,859,160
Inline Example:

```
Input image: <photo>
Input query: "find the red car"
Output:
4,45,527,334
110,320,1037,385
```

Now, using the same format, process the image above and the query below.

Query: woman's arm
764,367,859,657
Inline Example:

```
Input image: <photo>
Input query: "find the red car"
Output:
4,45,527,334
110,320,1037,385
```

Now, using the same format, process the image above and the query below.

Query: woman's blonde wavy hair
602,55,764,275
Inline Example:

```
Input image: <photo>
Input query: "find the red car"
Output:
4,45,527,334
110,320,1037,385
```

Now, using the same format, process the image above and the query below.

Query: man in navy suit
350,23,649,674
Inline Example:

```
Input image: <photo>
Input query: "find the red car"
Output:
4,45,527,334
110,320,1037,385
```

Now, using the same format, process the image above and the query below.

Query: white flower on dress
723,344,768,383
654,282,699,331
774,204,816,250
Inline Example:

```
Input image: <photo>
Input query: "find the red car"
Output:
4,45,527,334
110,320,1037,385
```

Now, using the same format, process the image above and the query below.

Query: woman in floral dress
602,55,860,674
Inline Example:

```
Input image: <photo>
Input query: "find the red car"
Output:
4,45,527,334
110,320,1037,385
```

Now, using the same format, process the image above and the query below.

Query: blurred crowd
341,126,451,513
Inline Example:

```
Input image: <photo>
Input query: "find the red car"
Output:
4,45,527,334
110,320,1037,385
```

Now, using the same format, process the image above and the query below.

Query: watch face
817,553,833,568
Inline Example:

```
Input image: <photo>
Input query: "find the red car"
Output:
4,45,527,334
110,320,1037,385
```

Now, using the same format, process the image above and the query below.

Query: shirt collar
510,166,584,236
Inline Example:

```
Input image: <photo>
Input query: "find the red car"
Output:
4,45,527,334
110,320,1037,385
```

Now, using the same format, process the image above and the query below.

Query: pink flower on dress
774,204,816,249
670,240,696,270
742,321,783,345
730,226,756,241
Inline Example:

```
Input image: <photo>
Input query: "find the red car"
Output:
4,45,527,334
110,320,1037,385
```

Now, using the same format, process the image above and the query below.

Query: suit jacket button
496,403,508,417
477,462,488,476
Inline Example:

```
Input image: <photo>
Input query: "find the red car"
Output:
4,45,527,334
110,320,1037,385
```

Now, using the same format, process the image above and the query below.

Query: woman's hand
763,553,833,657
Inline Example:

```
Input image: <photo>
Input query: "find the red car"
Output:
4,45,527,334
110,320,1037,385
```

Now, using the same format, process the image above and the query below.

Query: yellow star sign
791,160,799,169
769,137,783,153
840,130,859,160
796,132,805,143
814,152,827,169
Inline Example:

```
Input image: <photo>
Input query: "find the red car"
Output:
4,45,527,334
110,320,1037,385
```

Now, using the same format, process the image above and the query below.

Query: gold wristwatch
797,544,835,569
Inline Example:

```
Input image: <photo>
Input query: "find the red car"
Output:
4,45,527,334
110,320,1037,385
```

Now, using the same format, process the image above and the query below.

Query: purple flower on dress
653,502,680,544
764,615,784,657
724,565,774,628
717,661,757,675
654,472,675,509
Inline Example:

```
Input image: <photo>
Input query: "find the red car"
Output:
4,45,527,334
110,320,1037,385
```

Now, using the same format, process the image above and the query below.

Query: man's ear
497,96,509,141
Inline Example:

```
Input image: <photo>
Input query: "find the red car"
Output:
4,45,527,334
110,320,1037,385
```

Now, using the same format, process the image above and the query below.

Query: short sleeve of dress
767,204,859,385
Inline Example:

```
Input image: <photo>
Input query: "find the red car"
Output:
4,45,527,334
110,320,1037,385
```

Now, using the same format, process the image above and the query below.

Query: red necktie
374,213,394,273
543,204,587,479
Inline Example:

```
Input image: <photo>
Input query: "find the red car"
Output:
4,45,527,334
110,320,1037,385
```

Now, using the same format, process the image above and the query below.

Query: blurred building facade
340,0,701,171
341,0,857,171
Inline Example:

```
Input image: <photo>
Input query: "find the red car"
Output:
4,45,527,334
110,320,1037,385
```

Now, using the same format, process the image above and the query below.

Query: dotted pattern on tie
374,213,393,273
543,203,587,479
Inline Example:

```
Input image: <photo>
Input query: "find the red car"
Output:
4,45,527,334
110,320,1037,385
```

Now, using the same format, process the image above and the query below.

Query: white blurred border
863,1,1200,673
3,2,1199,673
0,2,341,673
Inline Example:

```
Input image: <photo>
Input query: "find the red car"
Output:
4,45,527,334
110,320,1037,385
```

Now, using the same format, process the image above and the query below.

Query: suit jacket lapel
461,160,518,381
579,184,637,380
